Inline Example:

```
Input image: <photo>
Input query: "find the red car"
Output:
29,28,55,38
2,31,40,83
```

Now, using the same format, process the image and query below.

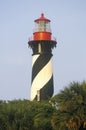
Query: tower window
34,21,51,32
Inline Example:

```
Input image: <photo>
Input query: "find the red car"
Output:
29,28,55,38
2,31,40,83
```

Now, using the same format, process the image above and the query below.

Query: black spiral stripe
31,54,52,82
33,75,54,100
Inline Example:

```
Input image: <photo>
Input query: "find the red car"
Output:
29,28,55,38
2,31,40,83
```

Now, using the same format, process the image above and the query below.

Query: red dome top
34,13,50,22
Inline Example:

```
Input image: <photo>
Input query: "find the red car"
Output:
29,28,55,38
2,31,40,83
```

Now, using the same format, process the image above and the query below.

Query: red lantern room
28,13,57,49
33,13,51,40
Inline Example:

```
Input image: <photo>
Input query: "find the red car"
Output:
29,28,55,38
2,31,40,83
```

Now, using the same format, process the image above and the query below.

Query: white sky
0,0,86,100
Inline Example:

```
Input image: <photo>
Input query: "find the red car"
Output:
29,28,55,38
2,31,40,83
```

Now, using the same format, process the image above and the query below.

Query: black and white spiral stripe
30,53,54,101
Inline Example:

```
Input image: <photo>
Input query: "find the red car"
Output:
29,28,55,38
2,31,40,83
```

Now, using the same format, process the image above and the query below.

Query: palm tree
51,81,86,130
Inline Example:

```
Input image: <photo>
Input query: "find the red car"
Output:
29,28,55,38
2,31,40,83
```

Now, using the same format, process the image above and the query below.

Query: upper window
34,21,51,32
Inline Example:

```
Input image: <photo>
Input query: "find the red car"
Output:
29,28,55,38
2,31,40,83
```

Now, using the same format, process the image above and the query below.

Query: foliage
51,81,86,130
0,100,55,130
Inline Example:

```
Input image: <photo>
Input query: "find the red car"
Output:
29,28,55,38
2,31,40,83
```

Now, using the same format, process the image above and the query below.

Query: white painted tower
28,13,57,101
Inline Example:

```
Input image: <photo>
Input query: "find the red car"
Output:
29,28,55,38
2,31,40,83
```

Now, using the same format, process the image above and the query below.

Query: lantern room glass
34,21,51,32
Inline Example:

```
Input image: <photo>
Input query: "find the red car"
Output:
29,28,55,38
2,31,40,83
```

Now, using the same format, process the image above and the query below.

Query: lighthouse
28,13,57,101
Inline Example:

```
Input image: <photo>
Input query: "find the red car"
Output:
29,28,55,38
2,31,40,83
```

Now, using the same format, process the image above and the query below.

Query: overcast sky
0,0,86,100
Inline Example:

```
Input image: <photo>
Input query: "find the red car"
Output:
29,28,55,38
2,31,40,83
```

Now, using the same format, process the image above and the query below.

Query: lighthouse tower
28,13,57,101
